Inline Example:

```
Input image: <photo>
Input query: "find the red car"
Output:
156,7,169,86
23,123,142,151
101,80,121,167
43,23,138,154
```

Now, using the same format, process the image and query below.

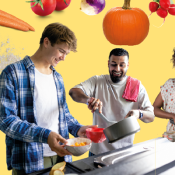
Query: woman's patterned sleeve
160,79,171,110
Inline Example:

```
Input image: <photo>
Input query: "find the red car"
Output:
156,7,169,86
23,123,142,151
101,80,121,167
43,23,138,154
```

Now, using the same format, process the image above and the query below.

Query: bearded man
69,48,154,156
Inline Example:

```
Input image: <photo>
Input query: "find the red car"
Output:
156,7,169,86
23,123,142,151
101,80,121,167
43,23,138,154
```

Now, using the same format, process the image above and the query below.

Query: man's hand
125,110,140,119
47,132,72,157
87,97,103,113
77,125,98,137
69,88,103,113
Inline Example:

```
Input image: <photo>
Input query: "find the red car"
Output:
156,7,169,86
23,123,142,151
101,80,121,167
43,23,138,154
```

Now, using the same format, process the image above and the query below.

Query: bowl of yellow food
65,137,92,156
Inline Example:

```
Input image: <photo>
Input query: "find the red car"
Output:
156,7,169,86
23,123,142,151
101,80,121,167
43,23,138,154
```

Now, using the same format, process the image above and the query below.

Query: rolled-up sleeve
73,76,97,97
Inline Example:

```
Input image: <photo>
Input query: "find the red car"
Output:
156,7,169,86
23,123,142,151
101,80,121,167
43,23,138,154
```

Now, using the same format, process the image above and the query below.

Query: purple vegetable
80,0,106,15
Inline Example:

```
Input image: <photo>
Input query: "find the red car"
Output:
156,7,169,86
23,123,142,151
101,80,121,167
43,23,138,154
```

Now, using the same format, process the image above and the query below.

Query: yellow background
0,0,174,174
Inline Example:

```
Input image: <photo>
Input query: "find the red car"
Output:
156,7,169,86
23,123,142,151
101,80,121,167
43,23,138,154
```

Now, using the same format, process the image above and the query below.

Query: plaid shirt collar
23,56,56,72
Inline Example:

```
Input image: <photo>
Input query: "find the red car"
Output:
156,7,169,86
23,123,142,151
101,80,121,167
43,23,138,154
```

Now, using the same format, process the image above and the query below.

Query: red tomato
55,0,71,11
31,0,56,16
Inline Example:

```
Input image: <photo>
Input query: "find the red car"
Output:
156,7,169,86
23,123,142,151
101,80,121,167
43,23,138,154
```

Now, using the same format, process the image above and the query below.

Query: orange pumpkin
103,0,149,46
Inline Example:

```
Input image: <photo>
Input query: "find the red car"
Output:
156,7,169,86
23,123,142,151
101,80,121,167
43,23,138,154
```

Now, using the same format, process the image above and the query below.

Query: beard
110,70,126,83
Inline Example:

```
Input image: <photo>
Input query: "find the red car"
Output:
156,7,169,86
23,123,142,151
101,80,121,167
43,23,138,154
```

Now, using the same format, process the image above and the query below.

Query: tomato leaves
26,0,44,10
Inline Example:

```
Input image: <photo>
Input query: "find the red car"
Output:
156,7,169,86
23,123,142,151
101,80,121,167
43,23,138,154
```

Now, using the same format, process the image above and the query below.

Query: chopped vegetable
70,142,87,146
80,0,105,15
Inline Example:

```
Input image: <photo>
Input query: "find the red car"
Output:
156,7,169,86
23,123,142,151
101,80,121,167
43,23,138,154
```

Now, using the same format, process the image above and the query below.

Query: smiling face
108,55,129,83
43,37,70,67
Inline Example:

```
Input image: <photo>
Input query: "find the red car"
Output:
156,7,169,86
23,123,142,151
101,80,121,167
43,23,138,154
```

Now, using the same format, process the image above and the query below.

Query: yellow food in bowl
65,138,92,156
70,142,87,146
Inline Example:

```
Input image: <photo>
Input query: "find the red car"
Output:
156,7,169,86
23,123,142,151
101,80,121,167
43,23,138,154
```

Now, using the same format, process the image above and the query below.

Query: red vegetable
55,0,71,11
149,2,159,13
157,7,168,18
30,0,56,16
159,0,170,10
168,4,175,15
155,7,168,27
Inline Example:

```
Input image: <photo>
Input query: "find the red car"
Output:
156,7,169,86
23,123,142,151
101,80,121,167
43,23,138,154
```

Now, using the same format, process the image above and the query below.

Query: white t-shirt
34,68,59,157
74,75,154,154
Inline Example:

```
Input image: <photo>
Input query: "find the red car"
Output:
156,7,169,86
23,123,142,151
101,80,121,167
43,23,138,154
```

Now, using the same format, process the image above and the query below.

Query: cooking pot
95,110,140,143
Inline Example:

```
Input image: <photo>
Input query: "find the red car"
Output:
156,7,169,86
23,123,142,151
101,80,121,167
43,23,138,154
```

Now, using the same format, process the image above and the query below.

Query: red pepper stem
122,0,131,9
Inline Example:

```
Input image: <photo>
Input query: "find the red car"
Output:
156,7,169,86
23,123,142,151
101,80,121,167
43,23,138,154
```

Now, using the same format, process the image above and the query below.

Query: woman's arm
153,92,175,123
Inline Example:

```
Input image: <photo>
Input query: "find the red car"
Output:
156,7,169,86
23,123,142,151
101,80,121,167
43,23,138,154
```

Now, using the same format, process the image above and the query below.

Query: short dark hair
109,48,129,60
40,23,77,52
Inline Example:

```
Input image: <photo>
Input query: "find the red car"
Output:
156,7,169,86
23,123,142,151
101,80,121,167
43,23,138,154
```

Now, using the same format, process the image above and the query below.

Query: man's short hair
40,23,77,52
109,48,129,60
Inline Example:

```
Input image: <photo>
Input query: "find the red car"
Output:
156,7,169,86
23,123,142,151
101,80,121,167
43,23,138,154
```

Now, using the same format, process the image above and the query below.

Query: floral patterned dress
160,79,175,131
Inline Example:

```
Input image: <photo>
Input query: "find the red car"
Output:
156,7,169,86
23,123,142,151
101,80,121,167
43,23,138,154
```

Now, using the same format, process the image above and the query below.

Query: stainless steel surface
94,145,154,166
70,138,175,175
92,138,175,175
95,109,140,143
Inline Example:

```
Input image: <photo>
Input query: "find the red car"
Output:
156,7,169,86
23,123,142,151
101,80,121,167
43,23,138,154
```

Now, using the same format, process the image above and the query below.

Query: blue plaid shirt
0,56,82,174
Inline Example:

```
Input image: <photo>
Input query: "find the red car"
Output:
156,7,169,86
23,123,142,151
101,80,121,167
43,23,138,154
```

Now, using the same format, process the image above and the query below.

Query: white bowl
65,138,92,156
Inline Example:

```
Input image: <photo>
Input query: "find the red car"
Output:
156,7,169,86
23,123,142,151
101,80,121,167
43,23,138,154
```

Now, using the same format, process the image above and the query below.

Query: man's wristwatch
139,110,143,119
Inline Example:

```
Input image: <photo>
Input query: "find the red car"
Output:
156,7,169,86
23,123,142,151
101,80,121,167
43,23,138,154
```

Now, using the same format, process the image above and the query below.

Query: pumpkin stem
122,0,131,9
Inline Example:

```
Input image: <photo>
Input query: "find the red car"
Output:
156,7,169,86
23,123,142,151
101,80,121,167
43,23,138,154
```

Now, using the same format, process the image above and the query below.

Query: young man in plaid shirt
0,23,96,175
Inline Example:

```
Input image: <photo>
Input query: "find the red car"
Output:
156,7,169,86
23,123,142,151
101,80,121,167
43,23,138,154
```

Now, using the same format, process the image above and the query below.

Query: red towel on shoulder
122,76,140,102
